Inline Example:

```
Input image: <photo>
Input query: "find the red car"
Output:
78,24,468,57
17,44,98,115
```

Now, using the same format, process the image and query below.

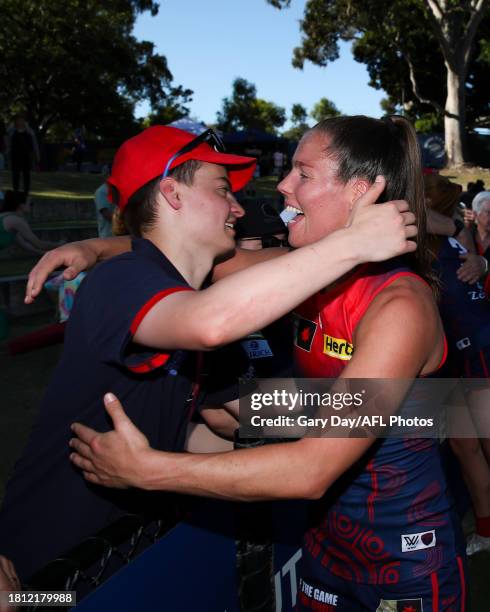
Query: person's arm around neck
135,180,417,351
70,277,439,501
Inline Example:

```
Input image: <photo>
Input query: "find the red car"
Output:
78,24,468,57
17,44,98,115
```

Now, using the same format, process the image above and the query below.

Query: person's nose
277,171,292,197
230,195,245,218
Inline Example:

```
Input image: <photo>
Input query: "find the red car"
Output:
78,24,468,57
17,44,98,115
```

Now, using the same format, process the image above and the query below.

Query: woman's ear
351,179,370,204
159,178,182,210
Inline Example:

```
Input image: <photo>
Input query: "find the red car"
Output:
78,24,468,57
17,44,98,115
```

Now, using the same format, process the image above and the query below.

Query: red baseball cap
108,126,256,210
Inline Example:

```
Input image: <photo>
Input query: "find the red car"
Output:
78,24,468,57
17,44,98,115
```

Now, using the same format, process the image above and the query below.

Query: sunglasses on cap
161,129,226,179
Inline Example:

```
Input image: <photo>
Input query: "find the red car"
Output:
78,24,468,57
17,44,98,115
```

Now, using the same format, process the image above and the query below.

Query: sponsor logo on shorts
322,334,354,360
401,530,435,552
376,598,423,612
293,316,317,352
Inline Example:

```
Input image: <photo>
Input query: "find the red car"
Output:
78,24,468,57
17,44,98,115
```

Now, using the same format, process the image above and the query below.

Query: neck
143,229,218,290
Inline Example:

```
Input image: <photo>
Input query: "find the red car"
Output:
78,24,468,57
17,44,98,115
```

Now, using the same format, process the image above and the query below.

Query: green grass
440,167,490,188
1,170,104,200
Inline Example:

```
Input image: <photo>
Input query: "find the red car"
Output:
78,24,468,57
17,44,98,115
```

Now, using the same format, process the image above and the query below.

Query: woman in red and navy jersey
68,117,466,611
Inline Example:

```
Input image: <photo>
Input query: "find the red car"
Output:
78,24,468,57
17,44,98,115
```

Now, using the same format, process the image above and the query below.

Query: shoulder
88,249,188,295
94,183,108,197
89,250,157,280
352,276,443,376
3,214,26,228
360,275,438,334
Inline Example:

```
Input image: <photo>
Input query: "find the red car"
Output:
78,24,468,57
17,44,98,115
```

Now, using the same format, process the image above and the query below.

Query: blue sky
133,0,385,128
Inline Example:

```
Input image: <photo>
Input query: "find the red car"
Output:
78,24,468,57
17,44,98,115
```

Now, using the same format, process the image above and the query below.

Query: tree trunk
444,63,466,166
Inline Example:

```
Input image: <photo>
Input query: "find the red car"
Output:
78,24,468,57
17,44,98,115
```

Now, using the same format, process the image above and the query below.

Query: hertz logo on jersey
322,334,354,360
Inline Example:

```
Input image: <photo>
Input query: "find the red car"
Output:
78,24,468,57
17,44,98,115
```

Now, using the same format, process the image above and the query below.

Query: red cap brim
168,148,256,193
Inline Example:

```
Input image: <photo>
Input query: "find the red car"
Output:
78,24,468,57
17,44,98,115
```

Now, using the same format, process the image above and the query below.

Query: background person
425,173,490,556
471,191,490,260
0,191,63,255
6,115,39,196
94,169,116,238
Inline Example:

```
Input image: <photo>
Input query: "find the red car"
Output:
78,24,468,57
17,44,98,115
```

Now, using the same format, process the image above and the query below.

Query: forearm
456,227,476,253
140,440,320,501
426,209,455,236
192,229,359,346
200,406,239,439
82,236,131,260
212,246,287,281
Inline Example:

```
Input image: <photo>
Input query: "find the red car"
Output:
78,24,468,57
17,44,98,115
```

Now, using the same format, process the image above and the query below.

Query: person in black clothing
8,115,39,196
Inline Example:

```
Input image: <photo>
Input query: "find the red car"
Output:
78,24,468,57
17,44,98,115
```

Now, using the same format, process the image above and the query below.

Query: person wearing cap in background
4,125,415,584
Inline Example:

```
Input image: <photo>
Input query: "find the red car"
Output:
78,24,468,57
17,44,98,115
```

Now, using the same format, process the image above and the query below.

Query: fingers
402,241,417,254
456,266,477,283
70,422,98,445
83,471,103,485
404,225,418,240
104,393,132,431
0,556,19,591
346,177,386,227
82,471,126,489
25,250,62,304
355,176,386,208
63,266,79,281
25,269,43,304
401,211,416,226
69,437,92,459
394,200,410,213
69,452,95,473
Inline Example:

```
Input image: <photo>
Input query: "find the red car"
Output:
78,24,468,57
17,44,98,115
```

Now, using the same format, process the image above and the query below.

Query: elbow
196,324,228,351
195,309,233,350
300,475,330,501
304,484,328,501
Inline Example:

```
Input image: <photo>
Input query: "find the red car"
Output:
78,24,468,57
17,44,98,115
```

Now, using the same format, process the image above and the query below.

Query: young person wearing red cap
67,118,465,610
1,126,414,583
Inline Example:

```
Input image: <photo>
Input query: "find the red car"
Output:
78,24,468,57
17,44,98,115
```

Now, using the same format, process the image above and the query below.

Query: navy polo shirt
203,317,294,406
0,239,198,580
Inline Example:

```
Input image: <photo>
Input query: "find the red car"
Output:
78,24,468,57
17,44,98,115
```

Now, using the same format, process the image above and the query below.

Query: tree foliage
0,0,193,142
311,97,341,122
267,0,490,163
282,103,310,140
216,78,286,134
291,103,308,124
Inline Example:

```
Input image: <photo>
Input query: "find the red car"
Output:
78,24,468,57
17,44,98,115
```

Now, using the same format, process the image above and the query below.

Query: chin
215,241,236,259
288,230,318,249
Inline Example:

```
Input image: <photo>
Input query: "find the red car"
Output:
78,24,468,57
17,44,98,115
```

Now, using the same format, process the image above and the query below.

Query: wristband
452,218,465,237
